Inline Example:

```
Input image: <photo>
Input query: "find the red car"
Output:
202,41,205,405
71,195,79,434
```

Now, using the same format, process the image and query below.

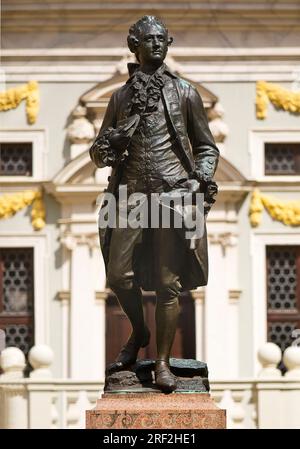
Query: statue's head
127,16,173,67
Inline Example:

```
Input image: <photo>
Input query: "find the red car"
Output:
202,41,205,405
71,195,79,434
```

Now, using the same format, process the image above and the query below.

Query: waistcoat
120,98,188,194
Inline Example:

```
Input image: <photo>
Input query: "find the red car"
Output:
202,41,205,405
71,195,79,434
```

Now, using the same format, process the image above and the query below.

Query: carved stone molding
228,289,242,304
60,232,99,250
208,232,238,251
95,290,110,302
5,2,300,34
191,288,205,304
56,290,70,302
207,102,229,143
0,384,26,396
56,290,111,302
67,105,95,145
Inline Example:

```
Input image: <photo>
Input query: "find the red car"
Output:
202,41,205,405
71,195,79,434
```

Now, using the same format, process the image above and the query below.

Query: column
227,289,241,377
58,245,71,377
62,233,103,379
204,233,231,378
225,232,240,378
95,292,107,381
92,244,108,381
191,288,205,361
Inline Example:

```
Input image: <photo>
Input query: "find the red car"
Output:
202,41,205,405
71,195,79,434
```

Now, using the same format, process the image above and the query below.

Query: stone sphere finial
0,347,26,378
28,344,54,378
257,342,282,378
283,346,300,378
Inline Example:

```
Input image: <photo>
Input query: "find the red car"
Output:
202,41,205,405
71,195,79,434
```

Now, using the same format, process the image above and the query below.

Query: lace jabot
127,63,167,115
89,64,168,167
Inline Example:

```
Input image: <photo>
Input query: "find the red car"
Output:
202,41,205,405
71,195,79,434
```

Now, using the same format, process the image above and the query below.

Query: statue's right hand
108,129,131,152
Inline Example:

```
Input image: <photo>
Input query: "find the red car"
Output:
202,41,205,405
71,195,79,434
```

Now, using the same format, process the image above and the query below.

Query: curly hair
127,16,173,60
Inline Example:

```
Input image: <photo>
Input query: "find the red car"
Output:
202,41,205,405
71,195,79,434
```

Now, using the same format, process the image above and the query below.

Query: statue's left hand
204,180,218,215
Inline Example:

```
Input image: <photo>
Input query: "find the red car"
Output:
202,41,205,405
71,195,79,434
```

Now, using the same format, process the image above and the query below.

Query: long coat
90,64,219,291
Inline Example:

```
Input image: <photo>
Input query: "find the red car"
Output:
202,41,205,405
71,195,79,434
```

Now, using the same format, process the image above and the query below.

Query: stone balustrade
0,342,300,429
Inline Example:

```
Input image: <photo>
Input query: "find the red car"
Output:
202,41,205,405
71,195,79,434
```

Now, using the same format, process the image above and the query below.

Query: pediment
68,62,226,146
80,72,127,109
79,69,218,112
53,151,245,186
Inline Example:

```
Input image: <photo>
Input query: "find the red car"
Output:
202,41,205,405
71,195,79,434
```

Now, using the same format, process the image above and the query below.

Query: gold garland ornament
250,189,300,227
0,190,46,230
0,81,40,124
256,81,300,119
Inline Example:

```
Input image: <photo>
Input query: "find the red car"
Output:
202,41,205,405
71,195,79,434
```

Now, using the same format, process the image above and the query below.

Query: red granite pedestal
86,392,226,429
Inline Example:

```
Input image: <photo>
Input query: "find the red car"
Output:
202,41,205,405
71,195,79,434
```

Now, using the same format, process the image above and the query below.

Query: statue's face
136,23,168,66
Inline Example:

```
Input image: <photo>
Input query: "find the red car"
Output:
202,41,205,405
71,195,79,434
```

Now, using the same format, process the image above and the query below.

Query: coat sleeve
89,91,120,168
186,84,219,182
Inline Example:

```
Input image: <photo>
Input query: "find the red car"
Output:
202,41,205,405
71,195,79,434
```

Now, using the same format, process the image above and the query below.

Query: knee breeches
107,224,183,301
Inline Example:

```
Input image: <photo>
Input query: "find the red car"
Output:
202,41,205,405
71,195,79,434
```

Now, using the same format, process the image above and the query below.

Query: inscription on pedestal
86,393,226,429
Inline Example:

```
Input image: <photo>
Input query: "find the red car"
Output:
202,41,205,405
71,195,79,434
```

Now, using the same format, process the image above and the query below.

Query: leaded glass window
0,248,34,356
0,142,33,176
267,246,300,355
265,143,300,175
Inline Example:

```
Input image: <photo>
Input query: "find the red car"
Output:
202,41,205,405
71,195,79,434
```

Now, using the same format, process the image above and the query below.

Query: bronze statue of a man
90,16,219,392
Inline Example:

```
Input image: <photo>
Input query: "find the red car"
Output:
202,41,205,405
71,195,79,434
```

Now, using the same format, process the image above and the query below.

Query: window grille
0,142,33,176
0,248,34,355
265,143,300,175
267,246,300,353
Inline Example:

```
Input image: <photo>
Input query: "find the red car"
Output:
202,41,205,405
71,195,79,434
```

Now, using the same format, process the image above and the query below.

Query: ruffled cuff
90,127,124,167
192,154,218,183
193,168,214,183
189,170,211,183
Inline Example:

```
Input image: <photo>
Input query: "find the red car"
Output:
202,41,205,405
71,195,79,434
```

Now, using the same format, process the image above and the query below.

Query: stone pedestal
86,358,226,429
86,392,226,429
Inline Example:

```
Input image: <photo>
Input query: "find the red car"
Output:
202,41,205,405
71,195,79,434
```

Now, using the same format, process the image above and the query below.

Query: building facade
1,0,300,383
